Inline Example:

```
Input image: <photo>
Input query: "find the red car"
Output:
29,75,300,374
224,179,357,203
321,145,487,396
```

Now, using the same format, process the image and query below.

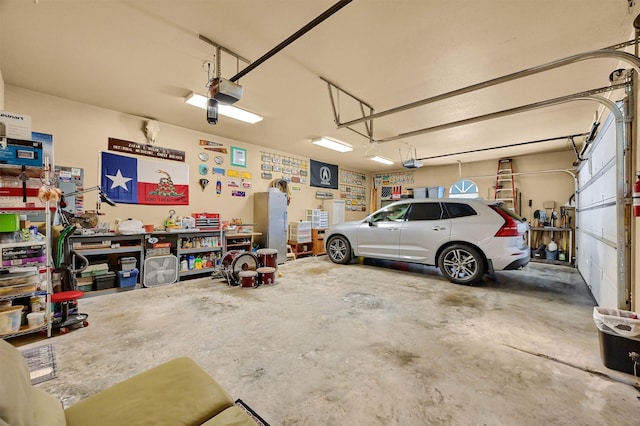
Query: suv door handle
432,226,446,231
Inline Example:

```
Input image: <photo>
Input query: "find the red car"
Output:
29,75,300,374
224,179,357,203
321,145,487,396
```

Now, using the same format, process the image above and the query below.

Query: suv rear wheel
438,244,485,285
327,235,352,264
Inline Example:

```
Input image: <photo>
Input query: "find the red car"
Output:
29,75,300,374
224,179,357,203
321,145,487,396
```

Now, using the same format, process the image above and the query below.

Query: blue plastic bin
117,268,139,288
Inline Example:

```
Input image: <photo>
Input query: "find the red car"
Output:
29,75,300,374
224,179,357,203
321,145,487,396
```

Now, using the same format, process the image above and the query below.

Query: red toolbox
192,213,220,230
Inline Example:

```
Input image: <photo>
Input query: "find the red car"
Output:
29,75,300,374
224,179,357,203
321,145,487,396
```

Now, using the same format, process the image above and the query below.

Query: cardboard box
1,245,45,267
0,138,42,167
0,111,32,139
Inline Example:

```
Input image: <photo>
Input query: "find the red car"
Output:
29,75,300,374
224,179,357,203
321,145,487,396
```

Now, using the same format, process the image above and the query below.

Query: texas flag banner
101,152,189,205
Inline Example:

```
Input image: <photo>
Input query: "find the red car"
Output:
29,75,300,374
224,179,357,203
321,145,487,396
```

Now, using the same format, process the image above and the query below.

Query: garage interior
1,1,640,424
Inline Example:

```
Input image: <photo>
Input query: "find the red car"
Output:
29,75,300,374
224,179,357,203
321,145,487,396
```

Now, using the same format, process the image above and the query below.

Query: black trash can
593,307,640,376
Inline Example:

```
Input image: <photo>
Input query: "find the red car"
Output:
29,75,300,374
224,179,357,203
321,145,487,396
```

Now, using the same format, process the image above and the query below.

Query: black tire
437,244,485,285
326,235,352,265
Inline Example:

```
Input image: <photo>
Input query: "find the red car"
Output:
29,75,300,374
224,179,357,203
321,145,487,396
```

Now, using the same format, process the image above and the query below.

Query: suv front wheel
438,244,485,285
326,235,352,264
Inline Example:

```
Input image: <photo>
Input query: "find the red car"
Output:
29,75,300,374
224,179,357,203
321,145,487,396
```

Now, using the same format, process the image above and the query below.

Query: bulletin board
54,166,84,214
259,152,308,184
340,169,367,212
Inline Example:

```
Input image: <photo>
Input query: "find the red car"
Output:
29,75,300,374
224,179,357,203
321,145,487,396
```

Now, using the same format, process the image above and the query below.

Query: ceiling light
185,92,263,124
368,155,394,165
311,137,353,153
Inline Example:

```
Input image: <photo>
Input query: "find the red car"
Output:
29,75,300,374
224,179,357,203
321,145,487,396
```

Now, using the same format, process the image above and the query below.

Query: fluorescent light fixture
311,137,353,153
185,92,263,124
368,155,394,165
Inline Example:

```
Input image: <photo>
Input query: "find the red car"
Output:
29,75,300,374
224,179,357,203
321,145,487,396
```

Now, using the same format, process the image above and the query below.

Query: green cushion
64,357,235,426
31,387,66,426
200,406,258,426
0,339,33,426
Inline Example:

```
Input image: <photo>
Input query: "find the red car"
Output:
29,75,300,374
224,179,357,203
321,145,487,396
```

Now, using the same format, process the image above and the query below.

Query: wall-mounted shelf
529,226,573,266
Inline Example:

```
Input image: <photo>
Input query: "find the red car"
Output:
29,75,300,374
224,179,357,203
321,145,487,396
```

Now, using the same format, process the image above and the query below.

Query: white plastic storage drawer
289,221,312,243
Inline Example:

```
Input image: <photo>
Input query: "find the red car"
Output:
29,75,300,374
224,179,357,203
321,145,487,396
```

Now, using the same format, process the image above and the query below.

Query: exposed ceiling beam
230,0,353,82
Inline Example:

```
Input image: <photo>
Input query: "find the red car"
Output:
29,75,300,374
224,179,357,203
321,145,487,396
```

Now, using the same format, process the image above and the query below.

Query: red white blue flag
101,152,189,205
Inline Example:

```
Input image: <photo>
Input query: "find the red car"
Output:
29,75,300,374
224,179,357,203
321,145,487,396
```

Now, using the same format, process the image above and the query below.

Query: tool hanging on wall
270,179,291,205
542,200,555,226
19,165,29,202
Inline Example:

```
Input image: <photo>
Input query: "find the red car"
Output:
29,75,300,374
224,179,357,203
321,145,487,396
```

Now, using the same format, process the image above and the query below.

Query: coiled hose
270,179,291,205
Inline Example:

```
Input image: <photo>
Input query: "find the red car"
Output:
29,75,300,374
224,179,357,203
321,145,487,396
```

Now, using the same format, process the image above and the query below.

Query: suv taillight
490,205,522,237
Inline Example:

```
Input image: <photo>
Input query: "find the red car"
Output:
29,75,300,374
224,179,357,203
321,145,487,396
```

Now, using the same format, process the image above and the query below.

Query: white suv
325,198,529,285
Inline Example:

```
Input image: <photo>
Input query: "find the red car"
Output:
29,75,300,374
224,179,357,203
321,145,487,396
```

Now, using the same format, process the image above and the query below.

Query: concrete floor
14,257,640,425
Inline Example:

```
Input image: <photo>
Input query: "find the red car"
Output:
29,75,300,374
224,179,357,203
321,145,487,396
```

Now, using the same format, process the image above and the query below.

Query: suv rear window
443,202,477,218
491,202,525,221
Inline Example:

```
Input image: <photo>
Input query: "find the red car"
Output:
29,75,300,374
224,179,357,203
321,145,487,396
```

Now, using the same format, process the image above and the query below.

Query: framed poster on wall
231,146,246,167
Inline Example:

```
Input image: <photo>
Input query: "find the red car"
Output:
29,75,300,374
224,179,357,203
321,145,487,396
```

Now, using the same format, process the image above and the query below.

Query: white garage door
576,108,628,309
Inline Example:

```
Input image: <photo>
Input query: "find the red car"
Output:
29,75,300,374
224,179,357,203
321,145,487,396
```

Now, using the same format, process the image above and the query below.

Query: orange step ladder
494,158,516,211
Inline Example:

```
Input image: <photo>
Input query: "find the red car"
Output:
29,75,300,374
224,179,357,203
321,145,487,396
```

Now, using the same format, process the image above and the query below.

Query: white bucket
27,311,45,328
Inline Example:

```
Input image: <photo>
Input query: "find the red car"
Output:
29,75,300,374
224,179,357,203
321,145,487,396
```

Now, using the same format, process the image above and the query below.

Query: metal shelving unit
65,233,145,293
0,157,53,339
0,247,49,339
174,230,223,279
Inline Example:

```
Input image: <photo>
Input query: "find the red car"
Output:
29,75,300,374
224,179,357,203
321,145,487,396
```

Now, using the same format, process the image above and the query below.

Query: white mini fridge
253,191,288,264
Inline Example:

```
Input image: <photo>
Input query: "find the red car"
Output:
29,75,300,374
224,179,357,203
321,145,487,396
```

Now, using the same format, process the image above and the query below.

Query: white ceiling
0,0,637,172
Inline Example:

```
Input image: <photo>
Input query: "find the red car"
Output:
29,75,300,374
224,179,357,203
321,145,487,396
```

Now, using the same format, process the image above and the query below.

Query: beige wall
0,67,4,110
381,151,576,221
5,85,577,235
4,85,367,228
